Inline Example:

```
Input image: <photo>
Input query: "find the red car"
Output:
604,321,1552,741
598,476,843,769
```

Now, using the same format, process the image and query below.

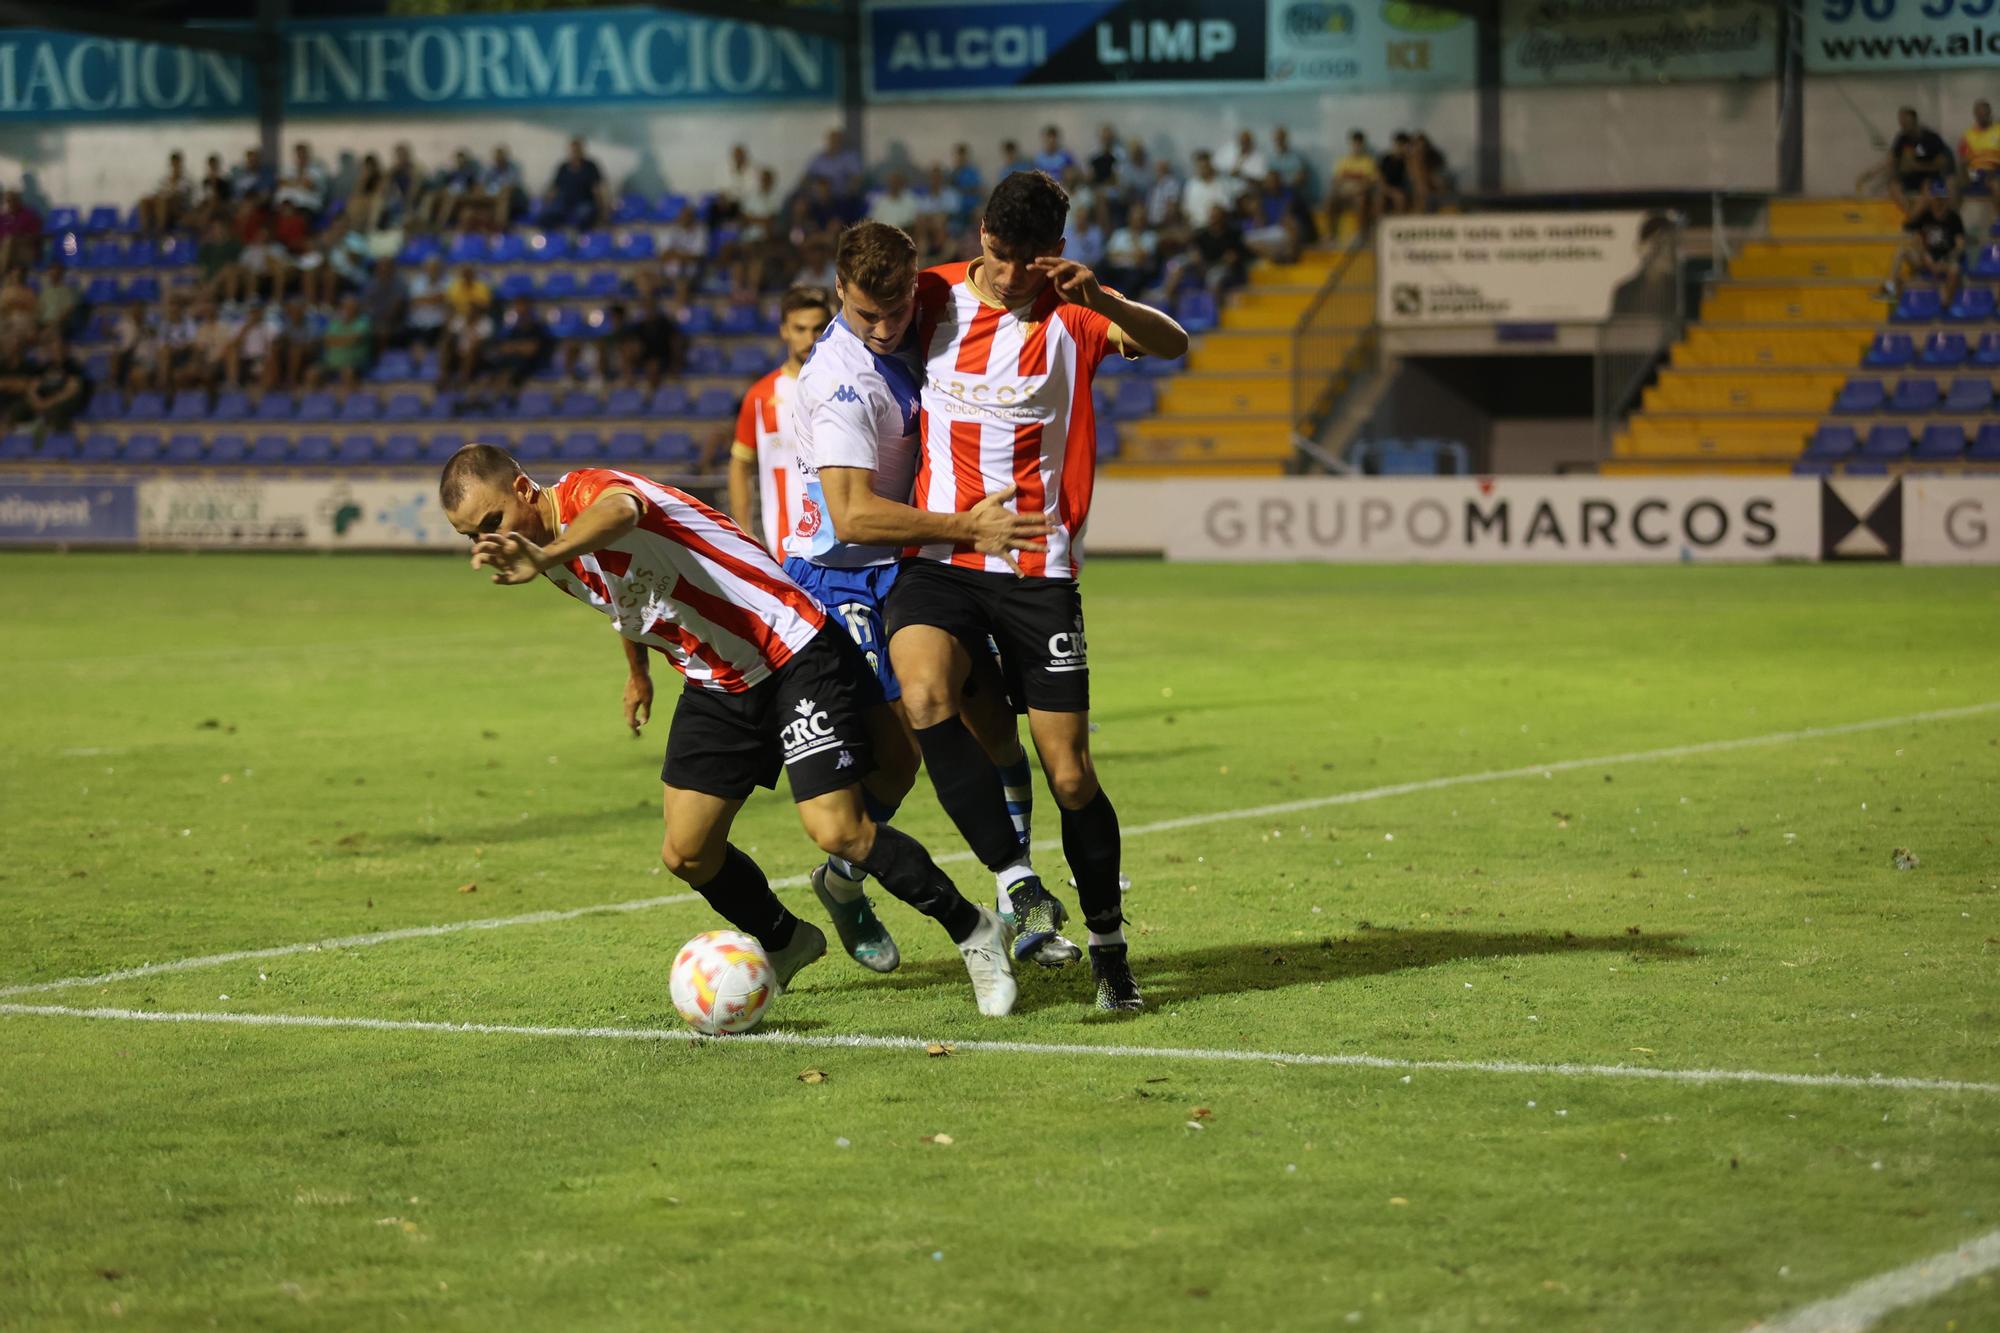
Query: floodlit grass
3,553,1997,1330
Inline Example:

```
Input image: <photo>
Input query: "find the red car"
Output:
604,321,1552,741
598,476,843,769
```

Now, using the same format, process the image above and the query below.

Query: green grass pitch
3,552,1998,1331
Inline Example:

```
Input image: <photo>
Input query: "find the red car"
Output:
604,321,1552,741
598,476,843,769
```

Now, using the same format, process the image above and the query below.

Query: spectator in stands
478,145,526,231
1407,133,1451,212
195,219,242,301
1267,126,1309,195
110,302,160,391
727,166,785,297
477,295,550,402
722,143,761,206
1329,130,1383,235
310,295,374,392
234,223,289,305
1960,99,1999,208
1117,139,1152,204
272,199,311,261
996,139,1031,177
299,217,372,307
386,143,423,224
345,153,392,234
1061,164,1097,224
1066,198,1109,269
1088,125,1124,186
1886,182,1968,303
802,176,858,237
920,164,964,230
0,267,37,341
276,141,330,217
1374,132,1412,215
271,297,323,390
1103,202,1159,296
185,299,236,393
139,151,195,235
1169,206,1249,299
804,128,865,201
193,153,233,230
0,190,42,272
0,335,31,421
791,233,837,289
1214,129,1266,183
660,207,710,303
225,303,280,392
1146,158,1182,228
427,149,480,230
1034,125,1076,177
404,254,448,365
614,283,682,387
20,332,85,437
1237,181,1299,263
229,147,275,203
1182,152,1240,235
1867,107,1954,211
37,261,78,337
157,292,201,391
869,171,922,230
539,137,606,230
948,143,982,201
439,262,493,389
362,260,406,350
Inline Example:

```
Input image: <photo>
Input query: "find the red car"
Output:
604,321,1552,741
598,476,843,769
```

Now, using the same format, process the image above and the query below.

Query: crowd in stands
0,121,1455,447
1867,101,2000,302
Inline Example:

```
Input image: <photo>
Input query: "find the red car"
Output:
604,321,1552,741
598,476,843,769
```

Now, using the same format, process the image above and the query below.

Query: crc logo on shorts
1046,616,1087,674
780,697,844,764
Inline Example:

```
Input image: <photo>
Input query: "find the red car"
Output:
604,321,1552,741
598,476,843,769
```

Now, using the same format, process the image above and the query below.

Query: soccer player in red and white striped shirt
885,170,1189,1011
727,286,832,559
438,443,1017,1017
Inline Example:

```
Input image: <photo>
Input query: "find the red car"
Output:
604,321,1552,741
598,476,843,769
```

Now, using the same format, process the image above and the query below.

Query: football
669,930,776,1036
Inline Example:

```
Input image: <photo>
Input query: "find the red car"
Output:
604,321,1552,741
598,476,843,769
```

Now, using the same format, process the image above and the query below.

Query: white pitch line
5,699,1995,1001
3,1003,1997,1097
1749,1227,2000,1332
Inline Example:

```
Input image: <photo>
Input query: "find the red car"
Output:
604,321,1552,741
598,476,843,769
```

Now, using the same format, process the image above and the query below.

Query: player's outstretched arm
819,466,1049,556
621,637,653,737
1031,256,1190,361
470,491,641,585
726,447,758,536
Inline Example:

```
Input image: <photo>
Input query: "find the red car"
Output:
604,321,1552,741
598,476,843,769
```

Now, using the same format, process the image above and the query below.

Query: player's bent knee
797,796,873,864
1043,757,1100,809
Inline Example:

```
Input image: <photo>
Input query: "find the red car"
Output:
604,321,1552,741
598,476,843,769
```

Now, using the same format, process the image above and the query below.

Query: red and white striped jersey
910,260,1119,580
732,367,804,560
546,467,826,693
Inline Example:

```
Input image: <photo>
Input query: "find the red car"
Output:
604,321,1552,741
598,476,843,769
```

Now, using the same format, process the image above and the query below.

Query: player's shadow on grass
814,928,1697,1015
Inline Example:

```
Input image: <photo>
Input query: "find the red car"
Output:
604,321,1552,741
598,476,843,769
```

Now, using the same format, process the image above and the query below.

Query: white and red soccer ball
670,930,775,1035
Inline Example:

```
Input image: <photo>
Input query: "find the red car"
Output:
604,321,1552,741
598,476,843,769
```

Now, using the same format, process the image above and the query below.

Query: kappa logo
836,750,854,769
832,385,861,404
779,697,842,762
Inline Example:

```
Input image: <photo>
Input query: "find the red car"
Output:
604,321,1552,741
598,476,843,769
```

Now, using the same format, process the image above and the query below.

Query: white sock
1088,928,1125,947
820,856,866,903
994,858,1036,913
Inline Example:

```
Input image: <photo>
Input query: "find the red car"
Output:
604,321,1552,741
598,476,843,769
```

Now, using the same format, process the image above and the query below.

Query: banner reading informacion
138,478,466,549
0,481,136,544
1502,0,1774,85
1806,0,2000,72
0,7,836,121
1378,211,1669,326
866,0,1267,98
1264,1,1475,91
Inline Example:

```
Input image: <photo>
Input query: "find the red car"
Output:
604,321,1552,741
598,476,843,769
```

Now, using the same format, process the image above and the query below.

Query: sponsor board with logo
0,481,138,544
1501,0,1774,85
1902,478,2000,566
138,479,466,549
1265,0,1475,91
1378,211,1663,327
1806,0,2000,73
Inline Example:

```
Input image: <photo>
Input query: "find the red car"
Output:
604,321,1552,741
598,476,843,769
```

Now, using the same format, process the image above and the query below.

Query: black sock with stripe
689,845,797,952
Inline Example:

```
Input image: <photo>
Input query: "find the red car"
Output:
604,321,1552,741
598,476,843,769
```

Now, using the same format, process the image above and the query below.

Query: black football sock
689,845,798,952
914,718,1026,871
1061,788,1124,936
855,823,982,944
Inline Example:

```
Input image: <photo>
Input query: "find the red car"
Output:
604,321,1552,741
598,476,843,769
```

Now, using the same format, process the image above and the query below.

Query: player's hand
623,671,653,737
1031,256,1106,310
470,531,552,585
967,485,1050,574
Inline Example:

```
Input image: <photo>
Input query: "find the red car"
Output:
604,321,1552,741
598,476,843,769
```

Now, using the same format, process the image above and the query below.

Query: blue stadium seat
124,433,166,464
83,205,121,234
446,233,485,264
1892,288,1943,323
1945,287,1997,323
1174,289,1219,333
1094,415,1118,459
1969,244,2000,280
615,233,656,262
1111,379,1156,418
383,392,427,421
370,349,415,382
212,391,251,422
574,232,615,263
516,388,556,418
1859,424,1911,460
126,238,158,267
610,194,649,226
294,434,334,465
0,430,34,460
1791,459,1834,477
339,393,381,422
79,432,121,462
83,276,119,305
207,434,246,464
691,387,735,417
529,357,566,381
81,389,124,421
77,239,120,270
1945,377,1993,413
540,270,579,300
158,234,197,266
605,429,647,460
558,429,603,462
547,309,586,339
1919,332,1968,367
679,305,716,335
1140,354,1187,378
397,235,440,266
1803,425,1856,461
373,433,415,465
121,276,161,303
1914,424,1964,461
45,206,80,232
296,391,340,422
490,232,527,264
165,433,206,464
684,343,723,374
726,343,771,375
651,430,698,462
249,434,291,464
514,431,558,462
719,303,760,336
38,432,79,461
497,272,535,301
126,390,167,419
583,270,622,299
1889,378,1941,413
604,386,645,417
1833,379,1884,414
557,390,601,418
1974,333,2000,369
168,391,210,421
1096,351,1135,377
1972,423,2000,462
651,194,690,223
526,232,570,263
421,431,466,464
648,384,690,415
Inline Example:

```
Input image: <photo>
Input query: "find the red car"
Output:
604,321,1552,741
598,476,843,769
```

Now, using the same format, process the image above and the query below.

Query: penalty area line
2,1003,1998,1098
4,699,1996,1001
1749,1226,2000,1332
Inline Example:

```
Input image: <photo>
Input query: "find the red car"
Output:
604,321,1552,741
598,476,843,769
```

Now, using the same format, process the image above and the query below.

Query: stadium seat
339,393,381,423
45,206,80,232
583,270,622,299
0,430,33,460
557,390,601,418
82,276,119,305
513,431,558,462
1945,377,1994,413
691,387,735,417
1832,379,1884,414
207,434,246,464
679,305,716,335
168,392,210,422
383,392,427,421
1973,333,2000,369
1919,332,1968,368
79,432,121,462
1790,459,1834,477
546,309,586,339
122,433,165,464
1970,244,2000,280
574,232,615,263
248,390,293,423
294,434,334,465
165,433,206,464
1889,378,1941,413
1891,288,1943,323
490,233,527,264
516,388,556,418
615,233,656,262
1945,287,1997,323
1140,355,1187,378
37,432,79,461
540,270,580,300
1914,424,1964,461
526,232,570,263
684,343,723,374
652,430,699,462
296,391,340,422
497,272,536,301
126,390,166,419
73,239,119,269
121,276,160,303
647,384,690,415
604,386,646,417
719,303,760,336
249,434,292,464
126,238,158,267
212,391,252,422
83,205,120,234
610,193,649,226
1972,423,2000,461
558,429,603,461
1096,351,1134,378
1859,424,1911,460
1111,379,1157,418
81,389,124,421
1803,425,1857,461
1174,290,1219,334
379,433,420,464
651,193,690,223
604,429,647,461
727,343,771,375
371,349,415,382
446,233,485,264
1095,415,1119,459
398,235,440,266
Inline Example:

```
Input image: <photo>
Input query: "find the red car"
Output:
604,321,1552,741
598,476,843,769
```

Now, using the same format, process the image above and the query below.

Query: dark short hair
834,223,917,300
1899,105,1917,117
984,170,1069,254
439,442,522,510
780,284,834,319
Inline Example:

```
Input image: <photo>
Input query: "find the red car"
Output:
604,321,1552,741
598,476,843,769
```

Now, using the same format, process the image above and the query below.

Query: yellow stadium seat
1157,375,1293,416
1730,241,1900,280
1617,416,1816,458
1642,371,1847,414
1189,333,1299,373
1766,198,1904,238
1701,286,1884,322
1670,326,1875,368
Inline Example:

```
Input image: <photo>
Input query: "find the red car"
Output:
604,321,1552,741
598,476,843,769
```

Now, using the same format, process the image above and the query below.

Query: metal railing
1289,235,1375,463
